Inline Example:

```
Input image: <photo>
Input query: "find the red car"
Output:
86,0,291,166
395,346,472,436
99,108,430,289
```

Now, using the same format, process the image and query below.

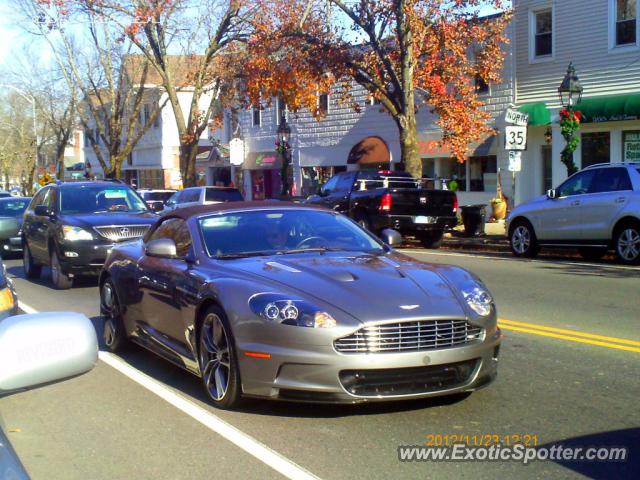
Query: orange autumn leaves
244,0,511,167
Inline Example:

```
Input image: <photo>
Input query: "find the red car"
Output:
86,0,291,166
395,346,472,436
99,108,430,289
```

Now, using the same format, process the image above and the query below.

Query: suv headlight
462,287,494,317
249,293,337,328
62,226,94,241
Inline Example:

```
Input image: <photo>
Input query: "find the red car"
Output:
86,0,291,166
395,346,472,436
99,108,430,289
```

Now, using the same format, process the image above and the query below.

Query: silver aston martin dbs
100,202,501,409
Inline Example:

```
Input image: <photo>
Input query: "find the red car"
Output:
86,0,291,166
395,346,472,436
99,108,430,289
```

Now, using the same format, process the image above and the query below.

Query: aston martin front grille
94,225,150,242
334,320,484,354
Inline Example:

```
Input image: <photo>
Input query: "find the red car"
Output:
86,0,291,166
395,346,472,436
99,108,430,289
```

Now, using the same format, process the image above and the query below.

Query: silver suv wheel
615,226,640,264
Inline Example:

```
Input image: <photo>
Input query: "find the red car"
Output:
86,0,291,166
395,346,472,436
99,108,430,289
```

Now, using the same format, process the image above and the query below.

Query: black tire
509,220,539,258
198,305,242,410
101,278,130,353
578,247,607,262
418,230,444,249
613,222,640,265
23,241,42,279
50,248,73,290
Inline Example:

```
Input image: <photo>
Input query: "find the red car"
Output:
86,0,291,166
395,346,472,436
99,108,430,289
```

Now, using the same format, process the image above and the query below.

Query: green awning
518,102,551,125
577,93,640,123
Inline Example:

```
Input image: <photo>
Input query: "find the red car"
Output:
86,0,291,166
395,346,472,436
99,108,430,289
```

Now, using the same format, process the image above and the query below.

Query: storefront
243,152,282,200
516,93,640,205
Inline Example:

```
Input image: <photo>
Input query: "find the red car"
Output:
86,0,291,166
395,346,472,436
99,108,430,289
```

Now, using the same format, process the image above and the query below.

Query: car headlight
62,226,94,241
462,287,493,317
249,293,337,328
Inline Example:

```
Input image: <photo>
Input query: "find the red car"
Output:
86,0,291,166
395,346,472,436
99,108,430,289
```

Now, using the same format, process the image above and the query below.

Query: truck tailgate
390,189,456,217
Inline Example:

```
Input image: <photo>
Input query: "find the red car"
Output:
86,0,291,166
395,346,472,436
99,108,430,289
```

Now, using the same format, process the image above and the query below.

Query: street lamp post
0,84,38,183
276,117,292,197
557,63,583,176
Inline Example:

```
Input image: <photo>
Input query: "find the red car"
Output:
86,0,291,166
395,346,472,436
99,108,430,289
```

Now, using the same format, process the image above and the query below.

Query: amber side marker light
244,351,272,359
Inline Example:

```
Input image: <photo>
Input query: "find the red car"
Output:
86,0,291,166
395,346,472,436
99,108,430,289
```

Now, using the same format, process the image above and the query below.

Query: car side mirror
34,205,50,216
146,238,178,258
380,228,403,247
546,189,557,199
0,312,98,395
149,202,164,213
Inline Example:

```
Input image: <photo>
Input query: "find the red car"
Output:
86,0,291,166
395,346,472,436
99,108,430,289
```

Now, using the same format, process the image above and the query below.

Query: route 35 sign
504,125,527,151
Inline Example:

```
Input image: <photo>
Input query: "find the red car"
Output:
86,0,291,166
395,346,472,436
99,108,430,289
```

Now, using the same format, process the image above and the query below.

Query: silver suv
507,163,640,264
163,186,243,212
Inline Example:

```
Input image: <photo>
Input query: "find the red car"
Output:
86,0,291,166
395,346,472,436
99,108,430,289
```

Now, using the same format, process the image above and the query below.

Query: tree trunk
55,149,65,180
399,111,420,178
180,143,199,187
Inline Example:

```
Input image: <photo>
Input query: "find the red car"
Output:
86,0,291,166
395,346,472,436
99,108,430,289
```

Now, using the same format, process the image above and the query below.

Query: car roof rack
584,162,640,169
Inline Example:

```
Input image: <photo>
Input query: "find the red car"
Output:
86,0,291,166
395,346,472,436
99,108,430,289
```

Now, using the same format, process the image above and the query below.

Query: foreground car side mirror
146,238,178,258
0,312,98,395
380,228,403,247
546,189,557,199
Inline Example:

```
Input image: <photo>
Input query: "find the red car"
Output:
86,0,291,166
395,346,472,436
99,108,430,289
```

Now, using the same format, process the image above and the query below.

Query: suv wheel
50,248,73,290
614,223,640,265
23,242,42,279
510,220,539,258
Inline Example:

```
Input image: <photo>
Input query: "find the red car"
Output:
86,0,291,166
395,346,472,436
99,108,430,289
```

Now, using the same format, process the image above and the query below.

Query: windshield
60,186,148,214
142,191,175,202
205,189,243,202
199,209,383,258
0,198,29,217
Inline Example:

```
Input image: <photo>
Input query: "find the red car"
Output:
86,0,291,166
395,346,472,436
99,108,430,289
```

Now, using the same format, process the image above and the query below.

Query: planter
491,201,507,220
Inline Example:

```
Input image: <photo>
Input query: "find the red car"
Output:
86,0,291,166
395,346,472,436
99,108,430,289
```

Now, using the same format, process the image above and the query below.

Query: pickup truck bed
306,170,457,248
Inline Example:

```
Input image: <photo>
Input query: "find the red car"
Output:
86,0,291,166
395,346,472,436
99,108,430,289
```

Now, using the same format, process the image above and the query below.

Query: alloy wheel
199,313,231,401
512,225,531,254
617,227,640,262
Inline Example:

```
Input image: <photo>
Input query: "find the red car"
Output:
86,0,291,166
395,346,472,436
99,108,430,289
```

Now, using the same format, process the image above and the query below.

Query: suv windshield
0,198,29,217
199,209,383,258
205,188,243,202
60,185,148,214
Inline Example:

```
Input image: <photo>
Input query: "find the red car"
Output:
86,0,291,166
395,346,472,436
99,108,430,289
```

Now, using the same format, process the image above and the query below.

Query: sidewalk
441,221,509,252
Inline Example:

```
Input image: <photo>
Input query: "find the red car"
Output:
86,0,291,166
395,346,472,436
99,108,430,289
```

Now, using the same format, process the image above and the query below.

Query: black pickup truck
305,170,457,247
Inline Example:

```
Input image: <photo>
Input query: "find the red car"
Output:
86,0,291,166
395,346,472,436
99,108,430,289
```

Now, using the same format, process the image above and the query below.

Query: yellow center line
498,318,640,346
497,319,640,353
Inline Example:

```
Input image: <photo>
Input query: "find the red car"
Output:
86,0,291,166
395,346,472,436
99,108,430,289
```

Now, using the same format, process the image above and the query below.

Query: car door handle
615,197,626,203
571,200,581,206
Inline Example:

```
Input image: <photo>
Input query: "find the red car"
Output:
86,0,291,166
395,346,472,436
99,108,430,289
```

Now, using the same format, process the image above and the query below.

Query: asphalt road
1,252,639,480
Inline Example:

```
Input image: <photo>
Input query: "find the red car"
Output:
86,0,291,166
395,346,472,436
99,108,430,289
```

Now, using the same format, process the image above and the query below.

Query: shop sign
623,131,640,161
255,154,277,167
417,140,449,155
229,138,244,166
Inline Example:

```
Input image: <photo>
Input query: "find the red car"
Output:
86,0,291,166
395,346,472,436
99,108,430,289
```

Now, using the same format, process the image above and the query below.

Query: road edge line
18,301,320,480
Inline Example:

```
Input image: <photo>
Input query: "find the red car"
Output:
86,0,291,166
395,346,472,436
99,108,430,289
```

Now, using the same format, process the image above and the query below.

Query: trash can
460,204,487,237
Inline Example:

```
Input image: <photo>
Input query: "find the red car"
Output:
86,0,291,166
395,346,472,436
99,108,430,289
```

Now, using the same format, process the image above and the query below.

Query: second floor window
252,105,261,127
144,104,150,125
276,97,286,125
318,93,329,115
475,76,489,94
616,0,637,45
534,9,553,57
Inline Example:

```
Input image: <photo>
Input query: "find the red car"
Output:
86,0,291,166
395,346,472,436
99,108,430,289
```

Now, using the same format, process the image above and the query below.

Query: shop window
581,132,611,168
469,156,497,192
139,169,164,189
439,158,467,192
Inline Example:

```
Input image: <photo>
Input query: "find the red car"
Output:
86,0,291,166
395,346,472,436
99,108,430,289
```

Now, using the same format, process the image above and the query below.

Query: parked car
0,311,98,479
100,202,501,409
0,197,30,256
305,170,458,247
137,189,176,212
0,259,18,320
22,181,158,289
163,186,244,212
507,162,640,264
